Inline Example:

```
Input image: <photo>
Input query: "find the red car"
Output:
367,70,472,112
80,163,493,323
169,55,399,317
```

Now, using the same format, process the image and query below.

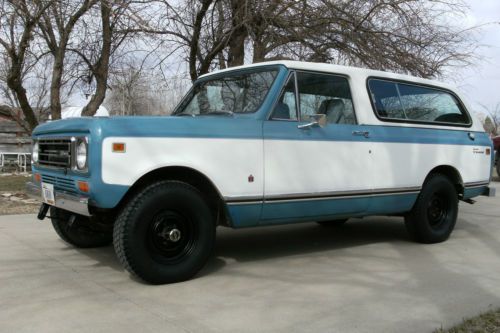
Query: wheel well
427,165,464,195
122,166,228,225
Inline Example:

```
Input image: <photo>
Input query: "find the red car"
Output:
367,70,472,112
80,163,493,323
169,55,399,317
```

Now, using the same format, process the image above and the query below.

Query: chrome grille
38,138,71,169
41,175,77,194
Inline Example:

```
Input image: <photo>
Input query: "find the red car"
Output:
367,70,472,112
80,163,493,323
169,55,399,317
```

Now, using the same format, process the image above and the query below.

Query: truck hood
32,116,262,140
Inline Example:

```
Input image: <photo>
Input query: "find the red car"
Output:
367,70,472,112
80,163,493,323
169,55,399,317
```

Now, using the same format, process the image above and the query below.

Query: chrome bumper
26,182,91,216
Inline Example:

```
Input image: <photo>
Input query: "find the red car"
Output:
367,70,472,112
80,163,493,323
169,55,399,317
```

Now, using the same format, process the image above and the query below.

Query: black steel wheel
50,207,112,248
147,210,196,264
113,180,215,284
405,174,458,243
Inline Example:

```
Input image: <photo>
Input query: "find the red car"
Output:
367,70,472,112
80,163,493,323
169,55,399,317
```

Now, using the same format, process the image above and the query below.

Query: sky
451,0,500,114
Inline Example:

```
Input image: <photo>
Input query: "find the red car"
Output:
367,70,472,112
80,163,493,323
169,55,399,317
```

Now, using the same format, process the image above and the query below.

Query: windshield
174,69,278,116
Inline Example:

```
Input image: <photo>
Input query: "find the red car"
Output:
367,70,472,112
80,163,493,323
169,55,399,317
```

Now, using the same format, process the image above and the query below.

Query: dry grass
0,174,39,215
435,309,500,333
0,174,31,192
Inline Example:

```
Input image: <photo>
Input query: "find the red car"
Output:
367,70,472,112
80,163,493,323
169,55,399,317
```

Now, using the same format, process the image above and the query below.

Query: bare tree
0,0,143,130
150,0,477,81
105,59,190,116
38,0,98,120
0,0,482,129
0,0,52,131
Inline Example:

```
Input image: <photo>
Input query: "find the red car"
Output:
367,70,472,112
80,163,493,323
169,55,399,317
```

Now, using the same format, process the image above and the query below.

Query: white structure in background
61,105,109,119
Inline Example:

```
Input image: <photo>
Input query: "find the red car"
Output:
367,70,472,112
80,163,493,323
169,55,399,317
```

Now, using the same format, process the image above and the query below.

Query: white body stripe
264,140,490,197
102,137,263,199
371,142,491,189
264,140,371,196
102,137,491,200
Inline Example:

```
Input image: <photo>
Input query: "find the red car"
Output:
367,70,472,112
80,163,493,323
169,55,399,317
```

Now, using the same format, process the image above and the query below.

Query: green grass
0,175,31,192
435,309,500,333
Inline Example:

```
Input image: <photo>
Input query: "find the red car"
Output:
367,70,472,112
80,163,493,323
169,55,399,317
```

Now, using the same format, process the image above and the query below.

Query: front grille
39,138,71,169
41,175,77,194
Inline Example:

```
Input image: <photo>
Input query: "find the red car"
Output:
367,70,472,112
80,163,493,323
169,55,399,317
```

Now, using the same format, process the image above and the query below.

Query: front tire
404,174,458,244
113,180,215,284
50,207,112,248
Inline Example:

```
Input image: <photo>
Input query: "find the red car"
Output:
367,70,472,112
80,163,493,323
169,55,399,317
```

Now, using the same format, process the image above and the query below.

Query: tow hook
37,203,49,220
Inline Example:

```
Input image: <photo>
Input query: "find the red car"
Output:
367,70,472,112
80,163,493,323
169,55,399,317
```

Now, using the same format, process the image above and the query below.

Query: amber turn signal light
486,148,491,156
78,181,90,193
34,173,41,182
112,142,126,153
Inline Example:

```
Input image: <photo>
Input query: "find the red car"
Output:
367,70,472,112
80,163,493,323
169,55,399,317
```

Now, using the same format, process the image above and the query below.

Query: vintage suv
28,61,496,284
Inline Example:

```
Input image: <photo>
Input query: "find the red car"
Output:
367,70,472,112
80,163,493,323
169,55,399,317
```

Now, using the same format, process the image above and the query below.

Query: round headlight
76,140,87,170
32,141,39,163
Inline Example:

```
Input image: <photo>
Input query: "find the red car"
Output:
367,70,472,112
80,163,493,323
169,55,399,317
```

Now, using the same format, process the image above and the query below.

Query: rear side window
368,79,470,126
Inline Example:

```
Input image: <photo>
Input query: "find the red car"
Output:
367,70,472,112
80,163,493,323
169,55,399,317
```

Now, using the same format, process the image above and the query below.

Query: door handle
468,132,475,141
352,130,370,138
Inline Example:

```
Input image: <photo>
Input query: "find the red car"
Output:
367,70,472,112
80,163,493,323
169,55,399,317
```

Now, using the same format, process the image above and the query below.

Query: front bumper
26,182,91,216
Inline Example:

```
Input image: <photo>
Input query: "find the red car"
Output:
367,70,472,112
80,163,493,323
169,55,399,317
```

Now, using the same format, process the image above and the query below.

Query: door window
297,72,356,124
271,71,356,124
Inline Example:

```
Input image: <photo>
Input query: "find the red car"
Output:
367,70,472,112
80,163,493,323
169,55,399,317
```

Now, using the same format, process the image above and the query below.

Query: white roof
199,60,454,91
61,105,109,119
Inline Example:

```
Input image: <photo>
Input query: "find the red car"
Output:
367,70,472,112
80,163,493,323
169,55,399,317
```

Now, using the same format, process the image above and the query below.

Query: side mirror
298,114,327,129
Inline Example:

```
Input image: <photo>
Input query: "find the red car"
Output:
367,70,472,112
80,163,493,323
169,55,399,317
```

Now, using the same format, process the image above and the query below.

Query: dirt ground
0,174,39,215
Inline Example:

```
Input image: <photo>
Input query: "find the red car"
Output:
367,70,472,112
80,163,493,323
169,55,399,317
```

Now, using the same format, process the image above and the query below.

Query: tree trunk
6,63,38,131
227,0,247,67
49,48,66,120
189,0,213,81
252,39,267,63
81,1,111,117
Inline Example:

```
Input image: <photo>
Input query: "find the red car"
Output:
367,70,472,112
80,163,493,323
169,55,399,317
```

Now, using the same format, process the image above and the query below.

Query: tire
317,219,348,227
404,174,458,244
113,180,215,284
50,207,113,248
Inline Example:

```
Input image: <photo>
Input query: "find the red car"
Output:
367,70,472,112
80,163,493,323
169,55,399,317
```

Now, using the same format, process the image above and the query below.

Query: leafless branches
0,0,484,131
150,0,477,80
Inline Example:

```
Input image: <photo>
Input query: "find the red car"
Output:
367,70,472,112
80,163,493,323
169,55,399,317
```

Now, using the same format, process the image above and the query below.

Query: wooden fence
0,121,31,153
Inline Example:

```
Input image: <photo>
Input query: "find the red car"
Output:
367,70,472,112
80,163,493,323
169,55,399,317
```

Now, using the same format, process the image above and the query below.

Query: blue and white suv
28,61,495,284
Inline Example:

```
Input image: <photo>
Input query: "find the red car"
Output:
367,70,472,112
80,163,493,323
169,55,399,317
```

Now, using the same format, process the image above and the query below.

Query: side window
368,79,470,125
367,80,404,119
271,74,298,120
296,72,356,125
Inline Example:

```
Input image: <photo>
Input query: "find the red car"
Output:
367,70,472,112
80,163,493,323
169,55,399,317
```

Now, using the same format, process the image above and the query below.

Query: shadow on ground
70,217,411,277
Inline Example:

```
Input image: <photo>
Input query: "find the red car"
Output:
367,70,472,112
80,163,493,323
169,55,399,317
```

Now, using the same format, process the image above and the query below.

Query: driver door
261,71,373,223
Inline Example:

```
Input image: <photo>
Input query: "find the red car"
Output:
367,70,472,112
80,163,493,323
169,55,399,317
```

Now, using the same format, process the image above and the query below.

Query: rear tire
404,174,458,244
113,180,215,284
50,207,112,248
317,219,348,227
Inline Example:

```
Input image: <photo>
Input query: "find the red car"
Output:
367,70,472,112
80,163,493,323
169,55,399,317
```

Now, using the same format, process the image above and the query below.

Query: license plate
41,182,55,205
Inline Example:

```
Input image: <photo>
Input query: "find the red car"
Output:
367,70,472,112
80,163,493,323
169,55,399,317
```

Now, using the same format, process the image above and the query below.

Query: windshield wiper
175,112,196,117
